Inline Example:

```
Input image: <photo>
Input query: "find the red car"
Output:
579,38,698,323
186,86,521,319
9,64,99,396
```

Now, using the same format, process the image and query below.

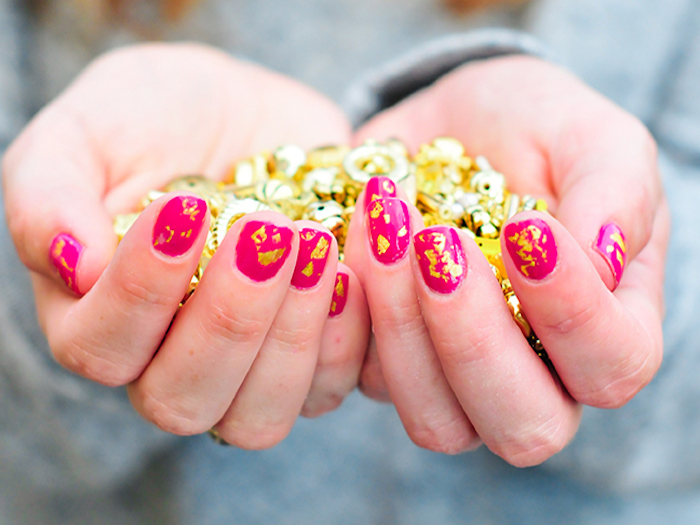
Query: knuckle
437,324,495,369
316,344,362,372
204,302,267,344
115,276,176,313
574,344,661,409
53,337,140,387
540,293,602,338
493,411,572,467
408,416,476,455
266,322,316,354
137,389,207,436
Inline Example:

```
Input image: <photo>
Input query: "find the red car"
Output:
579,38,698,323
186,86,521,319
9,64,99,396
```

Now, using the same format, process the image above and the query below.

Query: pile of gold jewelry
114,138,546,357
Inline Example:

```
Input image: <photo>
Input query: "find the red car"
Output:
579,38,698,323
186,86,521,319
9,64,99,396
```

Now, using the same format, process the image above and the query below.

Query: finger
128,212,298,436
214,223,338,449
3,108,117,295
411,224,580,466
344,176,479,454
547,110,661,290
34,193,208,386
358,333,391,403
501,211,665,409
302,264,370,417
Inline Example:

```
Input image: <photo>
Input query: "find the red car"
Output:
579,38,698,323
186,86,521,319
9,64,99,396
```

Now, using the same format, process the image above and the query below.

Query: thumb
3,108,115,295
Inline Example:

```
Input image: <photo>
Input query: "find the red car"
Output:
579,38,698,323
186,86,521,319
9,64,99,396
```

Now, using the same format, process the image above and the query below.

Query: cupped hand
3,43,370,448
348,55,668,466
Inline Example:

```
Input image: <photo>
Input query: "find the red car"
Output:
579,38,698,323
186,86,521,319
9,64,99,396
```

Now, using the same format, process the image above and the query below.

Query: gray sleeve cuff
342,28,553,126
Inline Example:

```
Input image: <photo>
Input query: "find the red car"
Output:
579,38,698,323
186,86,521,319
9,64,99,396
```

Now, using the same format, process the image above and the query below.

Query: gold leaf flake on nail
310,237,329,259
258,247,286,266
376,235,390,255
251,225,268,245
509,225,547,278
397,226,408,237
335,276,345,297
182,199,201,220
370,201,383,219
52,238,66,259
302,261,314,277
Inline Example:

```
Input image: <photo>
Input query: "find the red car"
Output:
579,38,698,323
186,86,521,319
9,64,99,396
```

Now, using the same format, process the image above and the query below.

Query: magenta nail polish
414,226,467,294
152,195,207,257
236,220,294,282
367,198,411,264
594,223,627,288
504,217,557,280
50,233,83,294
292,228,332,289
329,272,349,317
365,176,397,210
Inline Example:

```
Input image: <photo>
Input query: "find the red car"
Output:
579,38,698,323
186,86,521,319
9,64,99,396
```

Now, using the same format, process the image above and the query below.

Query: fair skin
3,45,667,465
350,56,668,466
3,44,369,448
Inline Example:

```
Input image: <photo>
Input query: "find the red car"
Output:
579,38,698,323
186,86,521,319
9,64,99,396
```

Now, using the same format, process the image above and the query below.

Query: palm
46,43,350,216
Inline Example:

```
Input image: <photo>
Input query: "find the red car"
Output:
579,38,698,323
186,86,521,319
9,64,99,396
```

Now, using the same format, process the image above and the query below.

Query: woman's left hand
345,55,668,466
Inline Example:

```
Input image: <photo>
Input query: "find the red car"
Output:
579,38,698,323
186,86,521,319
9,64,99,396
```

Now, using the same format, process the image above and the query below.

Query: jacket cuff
343,28,553,126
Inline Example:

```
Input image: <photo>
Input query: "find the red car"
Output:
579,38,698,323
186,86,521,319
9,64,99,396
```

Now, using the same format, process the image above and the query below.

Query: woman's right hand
2,43,369,448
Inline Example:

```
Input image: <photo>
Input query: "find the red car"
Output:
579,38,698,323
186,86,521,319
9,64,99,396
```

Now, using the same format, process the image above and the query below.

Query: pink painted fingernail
414,226,467,294
292,228,332,290
236,220,294,282
594,222,627,289
504,217,557,280
152,195,207,257
329,272,349,317
50,233,83,295
365,176,397,210
367,198,411,264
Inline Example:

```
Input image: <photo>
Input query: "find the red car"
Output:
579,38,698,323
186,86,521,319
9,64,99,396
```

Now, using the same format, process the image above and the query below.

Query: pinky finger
301,265,370,417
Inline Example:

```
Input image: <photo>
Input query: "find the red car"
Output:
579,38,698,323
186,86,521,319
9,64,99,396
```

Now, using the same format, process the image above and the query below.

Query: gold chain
114,137,547,358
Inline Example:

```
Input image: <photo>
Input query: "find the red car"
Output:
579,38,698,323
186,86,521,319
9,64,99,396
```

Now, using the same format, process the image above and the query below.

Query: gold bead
307,145,350,169
271,145,307,179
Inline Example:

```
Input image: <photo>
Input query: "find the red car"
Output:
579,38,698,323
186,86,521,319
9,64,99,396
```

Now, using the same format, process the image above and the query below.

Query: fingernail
594,222,627,288
292,228,332,289
367,198,411,264
504,217,557,280
236,220,294,282
365,176,397,210
152,195,207,257
414,226,467,294
50,233,83,294
329,272,349,317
